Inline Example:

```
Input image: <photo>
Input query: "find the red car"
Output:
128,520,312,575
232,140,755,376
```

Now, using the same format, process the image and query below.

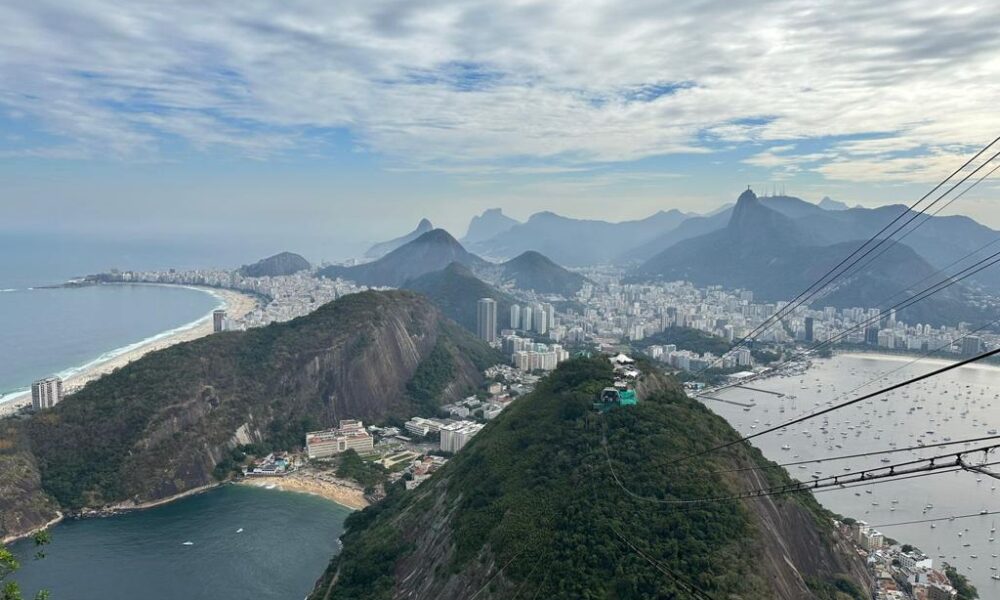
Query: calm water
9,485,350,600
710,353,1000,594
0,284,220,398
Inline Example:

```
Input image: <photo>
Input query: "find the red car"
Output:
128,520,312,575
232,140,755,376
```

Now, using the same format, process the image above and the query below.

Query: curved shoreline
0,284,259,417
238,470,369,511
2,477,359,546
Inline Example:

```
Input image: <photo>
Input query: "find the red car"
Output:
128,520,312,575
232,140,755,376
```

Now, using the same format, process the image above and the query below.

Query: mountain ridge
321,229,488,288
468,209,691,266
461,208,520,245
633,190,978,325
365,218,435,259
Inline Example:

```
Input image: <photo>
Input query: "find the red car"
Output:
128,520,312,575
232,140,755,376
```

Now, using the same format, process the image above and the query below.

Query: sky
2,0,1000,263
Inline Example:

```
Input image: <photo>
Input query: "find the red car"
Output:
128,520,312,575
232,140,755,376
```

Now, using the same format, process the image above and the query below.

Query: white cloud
1,0,999,185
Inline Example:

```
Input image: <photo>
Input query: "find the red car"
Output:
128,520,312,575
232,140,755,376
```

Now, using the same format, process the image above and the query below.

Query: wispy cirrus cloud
1,0,999,185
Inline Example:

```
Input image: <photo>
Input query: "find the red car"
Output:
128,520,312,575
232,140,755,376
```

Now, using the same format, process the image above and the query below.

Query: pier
696,394,756,408
733,384,785,397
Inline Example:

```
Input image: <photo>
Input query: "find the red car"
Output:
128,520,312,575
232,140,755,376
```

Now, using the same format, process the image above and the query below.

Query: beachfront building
213,309,227,332
31,376,63,411
305,420,374,459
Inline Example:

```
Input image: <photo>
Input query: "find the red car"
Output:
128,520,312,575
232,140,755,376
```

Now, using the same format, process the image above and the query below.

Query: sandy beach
239,468,369,510
0,285,258,417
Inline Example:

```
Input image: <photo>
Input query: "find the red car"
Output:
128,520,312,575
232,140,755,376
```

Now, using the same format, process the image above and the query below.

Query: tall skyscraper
510,304,521,330
535,306,548,335
804,317,814,343
477,298,497,342
31,376,63,411
213,309,227,332
522,305,533,331
542,303,555,330
864,326,879,346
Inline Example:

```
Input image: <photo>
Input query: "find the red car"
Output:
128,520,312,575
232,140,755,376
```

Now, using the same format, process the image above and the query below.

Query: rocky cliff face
311,358,869,600
0,291,499,540
0,434,59,543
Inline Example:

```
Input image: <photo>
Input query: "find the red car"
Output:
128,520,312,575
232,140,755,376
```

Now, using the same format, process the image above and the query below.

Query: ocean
0,234,228,400
8,485,351,600
0,284,221,400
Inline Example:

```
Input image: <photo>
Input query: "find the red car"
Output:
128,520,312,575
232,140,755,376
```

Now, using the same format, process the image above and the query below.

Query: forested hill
0,291,501,539
237,251,310,277
403,262,515,334
311,357,868,600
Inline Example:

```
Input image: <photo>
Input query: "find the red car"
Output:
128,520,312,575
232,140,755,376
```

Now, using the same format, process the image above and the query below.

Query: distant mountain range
322,229,589,297
632,190,982,325
818,196,851,211
322,229,487,288
466,209,691,266
364,218,434,259
461,208,520,245
238,252,310,277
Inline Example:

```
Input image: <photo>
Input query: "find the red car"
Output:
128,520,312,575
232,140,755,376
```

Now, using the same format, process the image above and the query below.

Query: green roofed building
618,390,637,406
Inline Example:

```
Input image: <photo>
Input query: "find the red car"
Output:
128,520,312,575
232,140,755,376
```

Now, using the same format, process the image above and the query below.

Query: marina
705,352,1000,595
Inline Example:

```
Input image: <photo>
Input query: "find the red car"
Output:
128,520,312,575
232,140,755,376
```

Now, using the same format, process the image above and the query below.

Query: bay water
709,353,1000,595
9,485,350,600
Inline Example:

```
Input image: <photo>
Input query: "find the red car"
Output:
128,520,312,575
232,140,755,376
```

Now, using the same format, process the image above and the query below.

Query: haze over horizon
3,0,1000,263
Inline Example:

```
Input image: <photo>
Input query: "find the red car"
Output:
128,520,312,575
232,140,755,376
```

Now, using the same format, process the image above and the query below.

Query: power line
707,434,1000,476
839,159,1000,286
668,347,1000,467
609,525,717,600
866,510,1000,529
693,137,1000,377
605,431,1000,506
732,144,1000,351
787,246,1000,360
699,312,1000,407
961,460,1000,482
696,228,1000,383
712,316,1000,445
467,550,525,600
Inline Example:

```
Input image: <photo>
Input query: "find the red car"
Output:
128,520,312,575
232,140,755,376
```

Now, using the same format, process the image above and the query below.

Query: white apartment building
31,376,63,411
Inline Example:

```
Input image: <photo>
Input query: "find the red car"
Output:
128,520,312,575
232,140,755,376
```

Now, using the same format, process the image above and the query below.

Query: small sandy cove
239,469,369,510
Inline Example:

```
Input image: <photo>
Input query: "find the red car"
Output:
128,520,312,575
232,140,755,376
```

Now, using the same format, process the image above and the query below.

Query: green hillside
2,291,498,522
311,357,866,600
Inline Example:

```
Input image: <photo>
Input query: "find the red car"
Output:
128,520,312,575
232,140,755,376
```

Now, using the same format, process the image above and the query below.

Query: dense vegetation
313,357,862,599
237,251,310,277
403,263,514,335
16,291,490,511
634,326,731,356
944,565,979,599
494,250,589,296
337,449,388,492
